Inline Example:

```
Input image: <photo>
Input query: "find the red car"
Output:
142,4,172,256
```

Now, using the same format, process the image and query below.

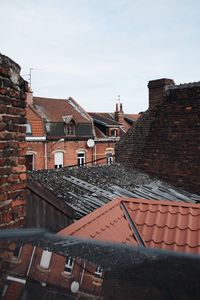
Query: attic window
65,122,75,135
63,116,75,135
110,129,118,137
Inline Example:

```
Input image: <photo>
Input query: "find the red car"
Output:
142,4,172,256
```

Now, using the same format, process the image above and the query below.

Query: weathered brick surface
0,54,28,228
116,80,200,194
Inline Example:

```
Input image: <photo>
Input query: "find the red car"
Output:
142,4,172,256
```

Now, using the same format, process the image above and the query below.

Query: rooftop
59,197,200,255
30,164,200,220
33,96,91,123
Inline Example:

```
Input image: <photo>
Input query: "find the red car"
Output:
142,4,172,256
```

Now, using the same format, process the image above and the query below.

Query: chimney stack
148,78,175,109
114,102,124,124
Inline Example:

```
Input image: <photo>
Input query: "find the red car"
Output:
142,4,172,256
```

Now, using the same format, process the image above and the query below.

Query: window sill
10,257,22,265
61,272,74,279
92,277,103,286
37,265,51,273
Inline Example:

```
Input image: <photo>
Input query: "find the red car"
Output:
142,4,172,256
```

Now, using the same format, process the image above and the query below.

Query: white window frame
107,155,114,165
94,266,103,278
64,257,74,275
40,250,52,269
77,151,85,167
26,123,32,135
110,129,118,137
54,151,64,169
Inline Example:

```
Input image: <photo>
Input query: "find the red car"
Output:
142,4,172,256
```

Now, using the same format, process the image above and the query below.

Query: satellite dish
87,139,95,148
71,281,79,293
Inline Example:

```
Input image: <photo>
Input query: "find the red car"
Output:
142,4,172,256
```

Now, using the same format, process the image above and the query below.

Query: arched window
54,151,64,169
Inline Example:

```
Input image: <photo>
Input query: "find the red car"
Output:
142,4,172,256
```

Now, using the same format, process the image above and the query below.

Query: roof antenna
29,68,34,88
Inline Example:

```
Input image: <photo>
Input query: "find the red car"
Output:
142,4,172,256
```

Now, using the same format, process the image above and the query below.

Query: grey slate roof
30,165,200,220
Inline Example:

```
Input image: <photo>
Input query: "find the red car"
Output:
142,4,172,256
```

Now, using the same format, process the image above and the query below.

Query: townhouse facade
25,89,138,171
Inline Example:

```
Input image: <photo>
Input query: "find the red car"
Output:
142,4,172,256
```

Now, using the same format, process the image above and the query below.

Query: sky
1,0,200,113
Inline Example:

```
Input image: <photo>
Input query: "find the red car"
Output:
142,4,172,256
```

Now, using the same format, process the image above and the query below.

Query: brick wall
116,80,200,194
0,54,27,227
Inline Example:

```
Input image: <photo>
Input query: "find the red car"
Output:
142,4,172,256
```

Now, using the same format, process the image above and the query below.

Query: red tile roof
59,197,200,255
26,106,45,136
33,97,91,123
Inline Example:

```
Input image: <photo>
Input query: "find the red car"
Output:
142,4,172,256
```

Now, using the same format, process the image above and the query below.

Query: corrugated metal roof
31,165,200,220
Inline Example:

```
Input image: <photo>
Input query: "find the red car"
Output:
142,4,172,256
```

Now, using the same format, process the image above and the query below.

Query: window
94,266,103,278
107,154,114,165
40,250,52,269
13,246,22,260
26,123,32,135
110,129,117,137
77,152,85,166
66,123,75,135
25,154,34,171
64,257,74,274
54,151,63,169
64,118,75,136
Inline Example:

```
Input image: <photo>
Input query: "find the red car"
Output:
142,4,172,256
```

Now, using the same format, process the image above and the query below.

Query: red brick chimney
114,103,124,124
148,78,175,109
26,87,33,106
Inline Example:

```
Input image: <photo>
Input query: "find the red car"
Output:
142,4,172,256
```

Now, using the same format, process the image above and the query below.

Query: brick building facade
116,78,200,194
25,91,138,171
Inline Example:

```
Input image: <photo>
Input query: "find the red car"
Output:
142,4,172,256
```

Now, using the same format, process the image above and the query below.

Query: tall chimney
148,78,175,109
114,102,124,124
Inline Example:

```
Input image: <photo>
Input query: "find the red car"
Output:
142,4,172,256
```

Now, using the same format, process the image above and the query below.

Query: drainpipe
94,142,96,165
80,261,86,286
26,246,36,276
44,141,47,169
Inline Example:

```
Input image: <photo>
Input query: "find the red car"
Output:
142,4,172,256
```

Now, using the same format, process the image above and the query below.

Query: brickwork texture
116,78,200,194
0,54,27,227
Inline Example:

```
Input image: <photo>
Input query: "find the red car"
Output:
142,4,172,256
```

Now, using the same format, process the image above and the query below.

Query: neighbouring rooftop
30,164,200,219
59,197,200,255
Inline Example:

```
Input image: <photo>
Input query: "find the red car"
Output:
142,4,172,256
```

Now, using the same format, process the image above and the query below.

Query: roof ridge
124,198,200,209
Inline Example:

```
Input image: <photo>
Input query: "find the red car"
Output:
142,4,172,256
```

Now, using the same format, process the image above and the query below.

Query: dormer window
66,122,75,135
110,129,118,137
63,115,76,136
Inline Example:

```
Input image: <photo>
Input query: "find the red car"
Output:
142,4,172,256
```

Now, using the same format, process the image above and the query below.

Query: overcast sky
1,0,200,113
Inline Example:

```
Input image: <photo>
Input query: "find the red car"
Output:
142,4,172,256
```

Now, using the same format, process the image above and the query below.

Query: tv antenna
29,68,34,88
